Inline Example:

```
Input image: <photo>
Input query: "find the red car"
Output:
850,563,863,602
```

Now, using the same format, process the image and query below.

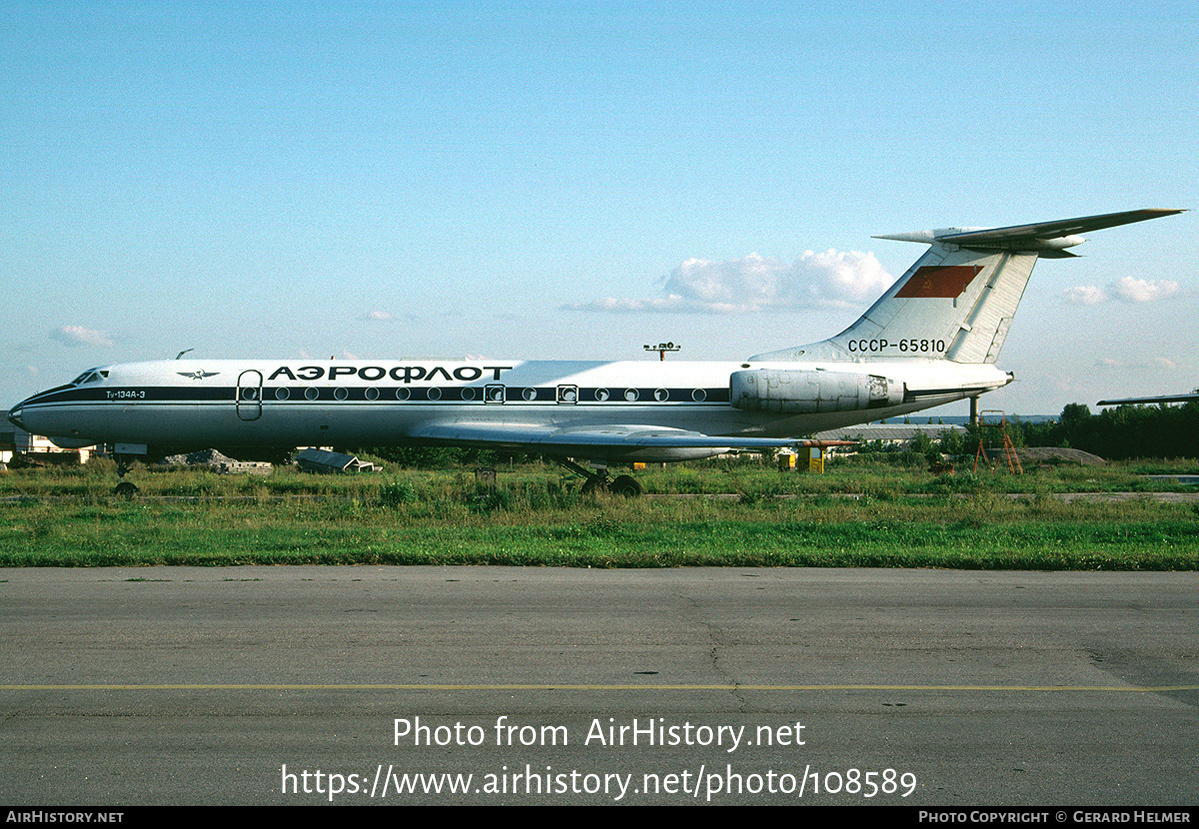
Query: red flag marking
895,265,983,298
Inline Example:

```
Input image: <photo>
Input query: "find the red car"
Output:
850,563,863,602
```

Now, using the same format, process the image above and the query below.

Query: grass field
2,456,1197,569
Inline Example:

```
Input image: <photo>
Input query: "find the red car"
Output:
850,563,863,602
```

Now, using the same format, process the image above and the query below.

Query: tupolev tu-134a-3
8,208,1183,494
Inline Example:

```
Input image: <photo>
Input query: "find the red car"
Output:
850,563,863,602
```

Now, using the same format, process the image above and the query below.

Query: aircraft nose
7,405,26,431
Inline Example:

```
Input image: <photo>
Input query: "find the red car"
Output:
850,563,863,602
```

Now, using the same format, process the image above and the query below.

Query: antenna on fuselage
175,348,194,360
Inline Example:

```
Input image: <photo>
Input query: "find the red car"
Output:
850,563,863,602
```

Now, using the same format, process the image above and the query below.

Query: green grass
1,457,1197,569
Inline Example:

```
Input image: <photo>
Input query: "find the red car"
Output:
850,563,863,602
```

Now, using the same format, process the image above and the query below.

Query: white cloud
363,310,393,321
1060,285,1108,306
1061,276,1180,306
1108,276,1179,303
50,326,113,347
570,250,893,314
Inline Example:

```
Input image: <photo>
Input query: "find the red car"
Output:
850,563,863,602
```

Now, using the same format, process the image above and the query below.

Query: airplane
7,208,1184,495
1098,391,1199,406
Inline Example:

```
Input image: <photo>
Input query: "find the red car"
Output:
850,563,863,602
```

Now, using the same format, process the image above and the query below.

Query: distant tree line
813,402,1199,465
897,402,1199,461
1004,402,1199,460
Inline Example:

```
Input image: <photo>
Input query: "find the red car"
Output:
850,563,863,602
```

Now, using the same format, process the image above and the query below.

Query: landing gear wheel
580,474,609,495
113,453,140,497
554,458,611,495
609,475,643,497
552,458,643,497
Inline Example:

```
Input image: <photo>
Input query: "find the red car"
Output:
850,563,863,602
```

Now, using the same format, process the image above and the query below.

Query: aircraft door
237,370,263,421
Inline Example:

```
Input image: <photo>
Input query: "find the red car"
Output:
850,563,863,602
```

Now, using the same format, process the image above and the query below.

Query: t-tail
751,209,1184,364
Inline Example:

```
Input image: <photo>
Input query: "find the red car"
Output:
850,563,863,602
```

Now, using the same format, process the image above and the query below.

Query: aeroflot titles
267,365,514,384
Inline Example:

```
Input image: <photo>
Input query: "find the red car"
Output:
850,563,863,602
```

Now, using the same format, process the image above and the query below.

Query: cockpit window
70,368,105,386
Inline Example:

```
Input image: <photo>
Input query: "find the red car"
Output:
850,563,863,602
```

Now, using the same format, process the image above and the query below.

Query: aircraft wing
407,421,840,463
1098,393,1199,406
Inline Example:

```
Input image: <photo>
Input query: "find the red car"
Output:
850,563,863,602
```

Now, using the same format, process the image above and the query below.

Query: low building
294,448,380,474
0,426,96,465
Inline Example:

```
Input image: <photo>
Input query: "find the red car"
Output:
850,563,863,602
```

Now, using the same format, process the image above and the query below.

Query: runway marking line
2,683,1197,692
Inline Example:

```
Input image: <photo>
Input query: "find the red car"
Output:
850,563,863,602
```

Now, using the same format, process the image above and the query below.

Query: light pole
643,342,681,361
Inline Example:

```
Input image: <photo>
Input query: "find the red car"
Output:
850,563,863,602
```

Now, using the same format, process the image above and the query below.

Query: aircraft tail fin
750,209,1183,365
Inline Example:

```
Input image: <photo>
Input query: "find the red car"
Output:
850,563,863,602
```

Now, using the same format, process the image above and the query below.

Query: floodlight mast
644,342,681,361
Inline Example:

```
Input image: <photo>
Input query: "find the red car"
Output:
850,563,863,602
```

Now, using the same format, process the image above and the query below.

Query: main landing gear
554,458,644,497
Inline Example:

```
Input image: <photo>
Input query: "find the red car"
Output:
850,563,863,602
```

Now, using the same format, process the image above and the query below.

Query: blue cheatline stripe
26,386,734,405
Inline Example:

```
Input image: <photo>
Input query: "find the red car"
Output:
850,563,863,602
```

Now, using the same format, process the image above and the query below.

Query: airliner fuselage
10,357,1008,463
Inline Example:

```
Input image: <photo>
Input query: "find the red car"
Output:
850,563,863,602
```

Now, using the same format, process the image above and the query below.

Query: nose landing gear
113,455,140,497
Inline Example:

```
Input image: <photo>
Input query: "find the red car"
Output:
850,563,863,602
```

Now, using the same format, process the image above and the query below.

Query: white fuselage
10,357,1009,462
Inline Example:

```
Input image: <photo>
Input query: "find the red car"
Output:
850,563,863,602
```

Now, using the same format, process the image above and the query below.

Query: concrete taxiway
1,566,1195,805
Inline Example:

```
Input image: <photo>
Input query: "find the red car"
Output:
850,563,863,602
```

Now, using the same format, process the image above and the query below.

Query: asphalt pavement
1,566,1195,806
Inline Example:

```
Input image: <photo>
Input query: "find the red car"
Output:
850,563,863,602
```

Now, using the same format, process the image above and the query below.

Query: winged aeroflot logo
178,370,219,380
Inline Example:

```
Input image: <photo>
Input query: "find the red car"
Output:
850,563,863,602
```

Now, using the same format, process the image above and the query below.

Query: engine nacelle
730,369,904,414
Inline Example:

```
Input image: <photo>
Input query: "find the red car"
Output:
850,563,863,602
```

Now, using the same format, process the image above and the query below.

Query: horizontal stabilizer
876,208,1184,254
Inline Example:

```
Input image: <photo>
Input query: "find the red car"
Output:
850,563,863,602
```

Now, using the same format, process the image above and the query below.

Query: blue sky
4,1,1196,417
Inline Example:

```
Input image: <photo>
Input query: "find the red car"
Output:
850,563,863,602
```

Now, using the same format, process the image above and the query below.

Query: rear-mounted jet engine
730,369,903,414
